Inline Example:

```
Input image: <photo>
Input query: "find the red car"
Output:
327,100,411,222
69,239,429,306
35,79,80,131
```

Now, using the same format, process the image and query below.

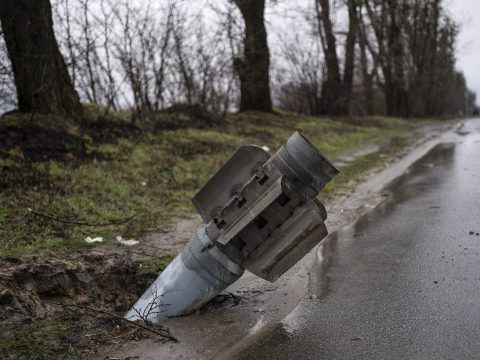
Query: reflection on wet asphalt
234,119,480,360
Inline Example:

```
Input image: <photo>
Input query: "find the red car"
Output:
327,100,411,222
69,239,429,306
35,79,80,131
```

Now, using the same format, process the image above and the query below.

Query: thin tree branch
61,303,178,342
27,208,138,227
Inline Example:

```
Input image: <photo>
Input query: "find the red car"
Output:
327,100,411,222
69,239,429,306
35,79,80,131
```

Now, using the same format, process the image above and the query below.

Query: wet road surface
234,119,480,360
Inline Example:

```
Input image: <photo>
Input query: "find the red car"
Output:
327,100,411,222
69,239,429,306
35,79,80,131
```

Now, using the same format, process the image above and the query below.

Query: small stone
469,231,474,235
0,289,14,305
434,281,438,284
310,294,317,300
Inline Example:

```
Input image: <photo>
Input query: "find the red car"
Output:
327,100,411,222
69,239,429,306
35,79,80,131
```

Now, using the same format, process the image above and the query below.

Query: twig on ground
129,250,164,258
145,224,177,233
214,292,242,306
27,208,138,227
60,303,178,342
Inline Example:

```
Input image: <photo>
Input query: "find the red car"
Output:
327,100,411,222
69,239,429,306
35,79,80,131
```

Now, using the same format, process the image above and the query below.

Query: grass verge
0,108,435,257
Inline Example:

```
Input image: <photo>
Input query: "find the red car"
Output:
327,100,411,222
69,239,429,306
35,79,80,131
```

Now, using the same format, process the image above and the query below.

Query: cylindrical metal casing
125,228,243,324
126,132,338,324
270,132,339,198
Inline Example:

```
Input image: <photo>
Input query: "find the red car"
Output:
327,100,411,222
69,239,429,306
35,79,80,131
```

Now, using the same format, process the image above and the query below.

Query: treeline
0,0,476,119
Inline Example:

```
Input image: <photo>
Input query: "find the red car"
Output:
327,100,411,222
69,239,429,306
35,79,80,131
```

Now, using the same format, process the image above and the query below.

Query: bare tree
0,0,83,117
357,8,378,115
315,0,359,115
1,0,471,118
274,33,324,115
0,32,16,112
232,0,272,112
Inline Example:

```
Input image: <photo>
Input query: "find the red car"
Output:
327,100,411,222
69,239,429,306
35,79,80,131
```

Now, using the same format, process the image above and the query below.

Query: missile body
125,132,338,324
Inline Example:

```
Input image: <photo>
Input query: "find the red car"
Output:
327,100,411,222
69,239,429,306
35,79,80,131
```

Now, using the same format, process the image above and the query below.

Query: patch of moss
0,318,76,360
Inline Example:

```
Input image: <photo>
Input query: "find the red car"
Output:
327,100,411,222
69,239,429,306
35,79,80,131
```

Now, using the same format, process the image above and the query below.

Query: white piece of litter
84,236,103,243
116,235,139,246
261,145,271,152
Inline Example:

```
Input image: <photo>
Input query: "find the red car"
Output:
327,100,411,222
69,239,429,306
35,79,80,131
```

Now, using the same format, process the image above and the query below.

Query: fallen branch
27,208,138,227
214,292,242,306
146,224,177,233
60,303,178,342
129,250,164,258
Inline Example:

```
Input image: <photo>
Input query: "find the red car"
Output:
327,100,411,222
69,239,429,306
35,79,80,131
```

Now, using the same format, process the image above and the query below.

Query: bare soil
0,216,203,359
0,250,156,323
0,247,177,359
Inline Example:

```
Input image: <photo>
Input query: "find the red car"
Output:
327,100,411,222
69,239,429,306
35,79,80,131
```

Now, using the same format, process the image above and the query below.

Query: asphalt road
234,118,480,360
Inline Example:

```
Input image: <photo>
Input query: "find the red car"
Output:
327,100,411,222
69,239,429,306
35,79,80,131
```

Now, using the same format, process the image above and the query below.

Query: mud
0,249,156,325
0,213,201,334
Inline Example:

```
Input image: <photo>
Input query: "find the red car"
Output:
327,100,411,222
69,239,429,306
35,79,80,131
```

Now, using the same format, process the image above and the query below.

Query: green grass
322,135,410,195
0,109,428,257
0,318,76,359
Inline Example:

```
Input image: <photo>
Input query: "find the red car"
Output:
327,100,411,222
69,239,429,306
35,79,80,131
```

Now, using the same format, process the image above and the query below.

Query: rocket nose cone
125,255,216,324
125,228,243,324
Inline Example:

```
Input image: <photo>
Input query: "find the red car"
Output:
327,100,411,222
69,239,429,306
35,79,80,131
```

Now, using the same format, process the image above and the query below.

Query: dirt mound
156,103,222,130
81,117,141,143
0,121,86,162
338,116,389,128
0,250,157,325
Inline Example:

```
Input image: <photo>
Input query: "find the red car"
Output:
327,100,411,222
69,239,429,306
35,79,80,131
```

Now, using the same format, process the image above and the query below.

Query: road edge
214,119,460,359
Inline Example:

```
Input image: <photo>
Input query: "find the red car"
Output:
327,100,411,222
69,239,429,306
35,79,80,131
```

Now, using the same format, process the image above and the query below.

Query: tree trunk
387,0,409,117
316,0,342,115
358,22,374,115
0,0,83,118
425,0,440,116
233,0,272,112
316,0,358,115
342,0,359,115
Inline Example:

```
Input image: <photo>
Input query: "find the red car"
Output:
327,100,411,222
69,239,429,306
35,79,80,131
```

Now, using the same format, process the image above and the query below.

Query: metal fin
192,145,270,222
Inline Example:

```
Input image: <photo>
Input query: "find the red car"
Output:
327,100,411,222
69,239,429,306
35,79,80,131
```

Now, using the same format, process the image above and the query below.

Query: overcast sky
451,0,480,100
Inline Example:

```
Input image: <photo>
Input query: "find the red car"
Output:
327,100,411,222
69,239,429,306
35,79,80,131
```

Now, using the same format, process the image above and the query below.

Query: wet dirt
0,215,201,330
0,246,176,359
0,249,157,325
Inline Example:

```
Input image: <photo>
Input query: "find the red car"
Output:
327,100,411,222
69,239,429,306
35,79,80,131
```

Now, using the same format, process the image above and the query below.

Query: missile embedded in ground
125,132,338,324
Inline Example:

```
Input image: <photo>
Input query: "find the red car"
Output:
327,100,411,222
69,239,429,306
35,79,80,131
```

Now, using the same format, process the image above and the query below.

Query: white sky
451,0,480,101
